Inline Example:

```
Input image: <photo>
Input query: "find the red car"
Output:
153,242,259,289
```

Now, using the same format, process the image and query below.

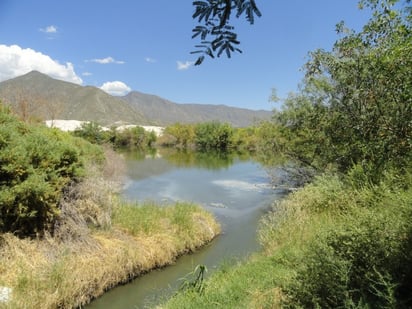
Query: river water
87,150,283,308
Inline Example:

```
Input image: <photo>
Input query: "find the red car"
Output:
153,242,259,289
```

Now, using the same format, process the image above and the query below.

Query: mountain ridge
0,71,272,127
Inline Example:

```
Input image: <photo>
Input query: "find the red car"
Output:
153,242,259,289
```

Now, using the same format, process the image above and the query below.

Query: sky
0,1,371,111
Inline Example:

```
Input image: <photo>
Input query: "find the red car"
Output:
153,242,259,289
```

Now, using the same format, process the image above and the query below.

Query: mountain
122,91,272,127
0,71,272,127
0,71,146,126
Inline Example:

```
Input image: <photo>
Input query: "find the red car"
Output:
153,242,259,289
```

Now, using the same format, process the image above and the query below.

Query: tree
275,0,411,183
191,0,261,64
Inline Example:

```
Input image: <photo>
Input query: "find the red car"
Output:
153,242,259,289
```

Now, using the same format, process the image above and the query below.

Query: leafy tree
274,0,412,183
191,0,261,64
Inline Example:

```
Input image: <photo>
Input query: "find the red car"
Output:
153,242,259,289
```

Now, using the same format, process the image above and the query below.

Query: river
87,149,284,308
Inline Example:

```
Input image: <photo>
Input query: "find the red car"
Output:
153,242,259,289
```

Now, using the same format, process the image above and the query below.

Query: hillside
122,91,272,127
0,71,271,127
0,71,146,126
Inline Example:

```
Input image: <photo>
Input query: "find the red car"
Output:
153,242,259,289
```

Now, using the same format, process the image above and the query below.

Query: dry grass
0,148,220,309
0,207,220,309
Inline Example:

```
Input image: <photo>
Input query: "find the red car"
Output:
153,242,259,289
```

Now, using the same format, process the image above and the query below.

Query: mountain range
0,71,272,127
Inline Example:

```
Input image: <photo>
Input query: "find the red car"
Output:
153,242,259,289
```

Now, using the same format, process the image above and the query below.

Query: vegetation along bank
0,105,220,308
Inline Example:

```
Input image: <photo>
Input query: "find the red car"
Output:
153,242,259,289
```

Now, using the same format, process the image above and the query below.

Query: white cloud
0,44,82,84
82,72,92,76
100,81,131,96
89,57,125,64
40,25,58,33
177,60,194,70
145,57,157,63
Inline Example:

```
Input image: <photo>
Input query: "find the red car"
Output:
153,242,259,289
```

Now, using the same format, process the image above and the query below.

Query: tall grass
161,175,412,308
113,200,221,254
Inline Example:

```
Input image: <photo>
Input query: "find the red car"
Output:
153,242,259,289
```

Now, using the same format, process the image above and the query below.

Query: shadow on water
87,149,285,309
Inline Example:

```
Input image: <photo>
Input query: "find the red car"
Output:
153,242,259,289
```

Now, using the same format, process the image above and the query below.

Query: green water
87,150,284,308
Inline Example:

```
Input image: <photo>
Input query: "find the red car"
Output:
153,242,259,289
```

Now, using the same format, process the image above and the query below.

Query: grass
160,174,412,308
113,201,220,253
0,201,220,309
0,150,220,309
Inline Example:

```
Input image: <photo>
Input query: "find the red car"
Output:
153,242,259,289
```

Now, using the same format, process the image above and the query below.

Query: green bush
113,126,156,149
195,121,234,151
73,121,108,145
0,106,102,237
284,187,412,308
161,123,196,149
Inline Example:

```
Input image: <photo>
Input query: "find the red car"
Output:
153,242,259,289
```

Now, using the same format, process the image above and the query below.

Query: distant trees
159,122,235,151
73,122,157,150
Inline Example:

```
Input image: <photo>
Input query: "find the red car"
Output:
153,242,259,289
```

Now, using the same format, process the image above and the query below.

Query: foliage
195,121,234,151
272,0,412,183
112,126,156,149
73,121,108,145
161,122,259,153
231,126,260,152
161,123,196,148
283,186,412,308
191,0,262,64
73,122,156,150
0,105,102,237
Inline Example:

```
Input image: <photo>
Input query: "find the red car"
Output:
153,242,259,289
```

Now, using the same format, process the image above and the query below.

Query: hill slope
0,71,146,126
122,91,272,127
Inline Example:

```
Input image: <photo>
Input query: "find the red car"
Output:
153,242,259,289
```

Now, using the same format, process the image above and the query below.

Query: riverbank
0,149,220,309
160,174,412,308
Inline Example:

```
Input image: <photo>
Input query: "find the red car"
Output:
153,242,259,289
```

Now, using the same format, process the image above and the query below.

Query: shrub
195,121,234,151
284,187,412,308
0,106,101,237
113,126,156,149
73,121,108,145
161,123,196,149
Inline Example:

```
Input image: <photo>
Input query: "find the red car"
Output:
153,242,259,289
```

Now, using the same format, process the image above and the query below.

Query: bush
195,121,234,151
284,187,412,308
113,126,156,149
161,123,196,149
73,122,108,145
0,106,102,237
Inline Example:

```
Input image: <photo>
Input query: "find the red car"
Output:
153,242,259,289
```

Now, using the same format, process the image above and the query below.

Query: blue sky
0,1,371,110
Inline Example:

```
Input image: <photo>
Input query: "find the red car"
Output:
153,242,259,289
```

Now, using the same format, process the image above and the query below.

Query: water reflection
162,149,236,170
88,149,282,309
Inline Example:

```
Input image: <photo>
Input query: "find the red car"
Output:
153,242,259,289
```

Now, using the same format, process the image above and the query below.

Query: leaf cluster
191,0,261,64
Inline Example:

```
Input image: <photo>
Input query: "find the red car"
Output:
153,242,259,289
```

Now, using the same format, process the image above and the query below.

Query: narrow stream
87,150,283,308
